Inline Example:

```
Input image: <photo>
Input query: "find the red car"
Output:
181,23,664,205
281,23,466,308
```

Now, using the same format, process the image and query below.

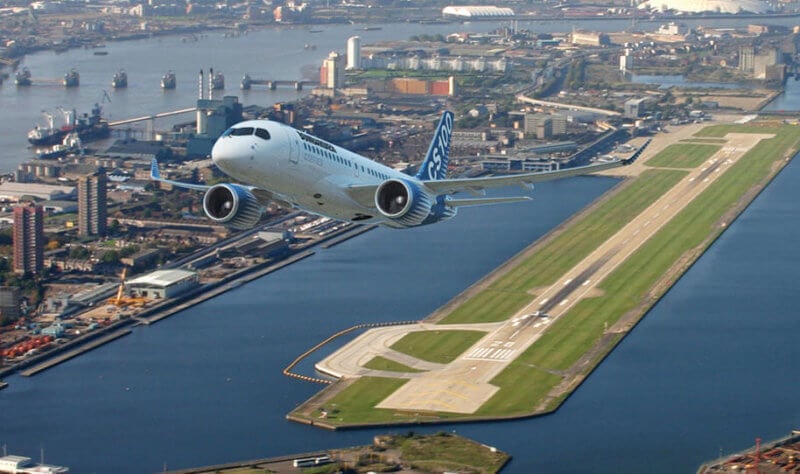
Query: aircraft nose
211,137,248,169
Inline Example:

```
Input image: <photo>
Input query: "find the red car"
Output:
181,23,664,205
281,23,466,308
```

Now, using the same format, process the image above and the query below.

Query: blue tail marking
416,111,454,181
150,158,161,180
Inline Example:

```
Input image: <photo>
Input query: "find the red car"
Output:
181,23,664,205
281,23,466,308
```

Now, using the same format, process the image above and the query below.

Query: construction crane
107,267,148,307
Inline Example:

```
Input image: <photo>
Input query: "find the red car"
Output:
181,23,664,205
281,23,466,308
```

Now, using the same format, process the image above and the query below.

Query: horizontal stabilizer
149,158,209,191
447,196,532,207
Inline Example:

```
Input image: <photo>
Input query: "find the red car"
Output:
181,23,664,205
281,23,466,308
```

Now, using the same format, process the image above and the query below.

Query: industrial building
125,269,199,299
482,156,560,173
0,286,21,321
624,98,647,119
0,182,75,202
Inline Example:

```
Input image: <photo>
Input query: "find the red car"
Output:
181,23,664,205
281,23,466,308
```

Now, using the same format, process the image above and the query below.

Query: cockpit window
221,127,234,137
230,127,255,136
255,128,271,140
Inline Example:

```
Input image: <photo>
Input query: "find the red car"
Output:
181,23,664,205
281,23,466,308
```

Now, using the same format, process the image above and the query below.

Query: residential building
13,204,44,275
78,168,107,237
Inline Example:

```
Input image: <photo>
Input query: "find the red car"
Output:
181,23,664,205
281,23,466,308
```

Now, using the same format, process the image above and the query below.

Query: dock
698,431,800,473
19,329,132,377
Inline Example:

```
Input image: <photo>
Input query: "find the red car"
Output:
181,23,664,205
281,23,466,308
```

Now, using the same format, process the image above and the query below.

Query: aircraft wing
343,157,634,209
149,158,286,207
423,157,633,196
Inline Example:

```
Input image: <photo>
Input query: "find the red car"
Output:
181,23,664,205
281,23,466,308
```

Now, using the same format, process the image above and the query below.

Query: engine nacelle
202,183,262,230
374,178,433,227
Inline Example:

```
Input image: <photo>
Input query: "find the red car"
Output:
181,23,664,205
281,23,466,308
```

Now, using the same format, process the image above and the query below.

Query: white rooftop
126,269,196,288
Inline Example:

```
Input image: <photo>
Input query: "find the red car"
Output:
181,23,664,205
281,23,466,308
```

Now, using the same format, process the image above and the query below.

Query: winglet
416,111,454,181
150,158,161,180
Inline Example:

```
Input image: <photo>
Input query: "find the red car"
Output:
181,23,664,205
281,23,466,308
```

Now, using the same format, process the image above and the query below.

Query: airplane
150,111,638,230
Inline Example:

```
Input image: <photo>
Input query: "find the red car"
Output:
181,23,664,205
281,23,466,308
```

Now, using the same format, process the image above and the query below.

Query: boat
361,26,382,31
14,67,31,86
111,69,127,88
161,70,176,89
27,103,110,147
62,68,79,87
34,133,82,160
93,51,109,56
0,453,68,473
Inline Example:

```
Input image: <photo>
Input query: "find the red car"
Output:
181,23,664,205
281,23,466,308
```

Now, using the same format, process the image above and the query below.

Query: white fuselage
211,119,413,223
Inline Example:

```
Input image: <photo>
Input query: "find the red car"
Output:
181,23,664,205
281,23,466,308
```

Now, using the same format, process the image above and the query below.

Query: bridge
108,107,197,140
108,107,197,127
240,74,318,91
516,93,621,117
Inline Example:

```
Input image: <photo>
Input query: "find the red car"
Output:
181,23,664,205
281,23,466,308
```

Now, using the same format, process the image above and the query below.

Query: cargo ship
14,67,31,86
111,69,127,88
27,103,110,147
161,70,176,89
62,68,79,87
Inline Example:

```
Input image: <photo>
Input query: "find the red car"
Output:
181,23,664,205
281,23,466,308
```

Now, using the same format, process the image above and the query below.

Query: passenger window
255,128,271,140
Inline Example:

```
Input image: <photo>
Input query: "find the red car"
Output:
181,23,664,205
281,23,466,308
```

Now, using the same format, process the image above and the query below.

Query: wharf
1,219,376,383
19,329,132,377
165,451,330,474
698,431,800,473
320,224,376,249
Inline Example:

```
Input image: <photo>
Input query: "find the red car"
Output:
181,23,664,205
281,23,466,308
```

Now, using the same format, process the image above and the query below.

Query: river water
1,18,800,474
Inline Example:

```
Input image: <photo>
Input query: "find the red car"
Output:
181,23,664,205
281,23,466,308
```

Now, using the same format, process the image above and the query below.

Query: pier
240,74,318,91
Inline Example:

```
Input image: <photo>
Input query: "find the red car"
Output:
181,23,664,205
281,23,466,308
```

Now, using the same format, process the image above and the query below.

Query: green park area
291,122,800,427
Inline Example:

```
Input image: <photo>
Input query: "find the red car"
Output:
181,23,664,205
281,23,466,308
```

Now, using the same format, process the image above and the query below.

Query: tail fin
150,158,161,180
416,111,454,181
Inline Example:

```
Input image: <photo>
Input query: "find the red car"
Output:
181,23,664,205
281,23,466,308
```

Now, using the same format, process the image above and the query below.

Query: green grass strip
318,377,409,424
364,356,424,373
476,365,562,416
391,330,486,364
483,125,800,410
439,169,687,324
645,142,721,168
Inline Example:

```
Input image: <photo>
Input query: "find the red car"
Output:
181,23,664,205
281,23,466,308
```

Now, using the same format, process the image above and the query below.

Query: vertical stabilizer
416,111,454,181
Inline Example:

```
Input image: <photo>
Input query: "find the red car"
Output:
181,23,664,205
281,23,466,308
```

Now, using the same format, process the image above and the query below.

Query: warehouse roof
442,6,515,17
127,269,196,288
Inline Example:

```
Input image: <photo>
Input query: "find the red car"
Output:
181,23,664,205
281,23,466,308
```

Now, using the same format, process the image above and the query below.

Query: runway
316,127,775,414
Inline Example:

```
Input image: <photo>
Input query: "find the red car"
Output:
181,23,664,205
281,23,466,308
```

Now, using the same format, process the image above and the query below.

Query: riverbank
166,432,510,474
0,223,375,382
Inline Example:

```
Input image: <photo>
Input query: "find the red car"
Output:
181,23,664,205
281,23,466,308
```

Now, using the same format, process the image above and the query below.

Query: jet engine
202,184,262,229
374,178,433,227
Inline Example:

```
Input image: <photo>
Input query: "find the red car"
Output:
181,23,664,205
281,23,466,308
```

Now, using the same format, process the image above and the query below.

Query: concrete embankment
165,451,331,474
19,329,132,377
2,250,316,379
320,224,376,249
